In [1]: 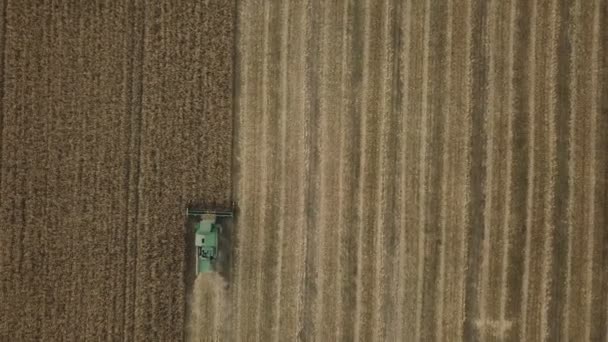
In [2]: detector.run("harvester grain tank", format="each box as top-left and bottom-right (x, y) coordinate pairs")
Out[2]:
(187, 208), (233, 274)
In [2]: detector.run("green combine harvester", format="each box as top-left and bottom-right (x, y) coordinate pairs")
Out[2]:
(187, 208), (233, 274)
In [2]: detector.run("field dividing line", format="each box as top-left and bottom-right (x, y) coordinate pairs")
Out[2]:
(271, 1), (289, 340)
(498, 0), (517, 339)
(252, 1), (271, 340)
(233, 0), (254, 338)
(353, 0), (371, 339)
(584, 0), (600, 339)
(435, 0), (453, 339)
(563, 0), (581, 339)
(540, 0), (559, 339)
(394, 0), (411, 339)
(520, 0), (538, 338)
(414, 0), (431, 339)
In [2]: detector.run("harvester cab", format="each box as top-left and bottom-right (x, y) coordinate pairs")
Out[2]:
(187, 208), (233, 274)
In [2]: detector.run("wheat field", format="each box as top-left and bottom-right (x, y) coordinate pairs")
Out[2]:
(0, 1), (233, 340)
(0, 0), (606, 341)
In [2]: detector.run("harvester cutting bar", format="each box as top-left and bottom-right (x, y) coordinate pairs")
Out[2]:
(187, 208), (233, 217)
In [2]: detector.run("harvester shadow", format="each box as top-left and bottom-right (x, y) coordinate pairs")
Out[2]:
(183, 216), (197, 332)
(213, 215), (234, 288)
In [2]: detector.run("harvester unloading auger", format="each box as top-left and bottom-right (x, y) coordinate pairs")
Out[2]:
(187, 207), (233, 274)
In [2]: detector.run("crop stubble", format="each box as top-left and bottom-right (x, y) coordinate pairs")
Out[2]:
(220, 0), (608, 341)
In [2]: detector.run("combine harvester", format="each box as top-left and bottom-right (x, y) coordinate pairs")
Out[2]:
(187, 207), (233, 274)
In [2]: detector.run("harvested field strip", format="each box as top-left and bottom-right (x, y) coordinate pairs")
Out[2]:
(221, 0), (608, 340)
